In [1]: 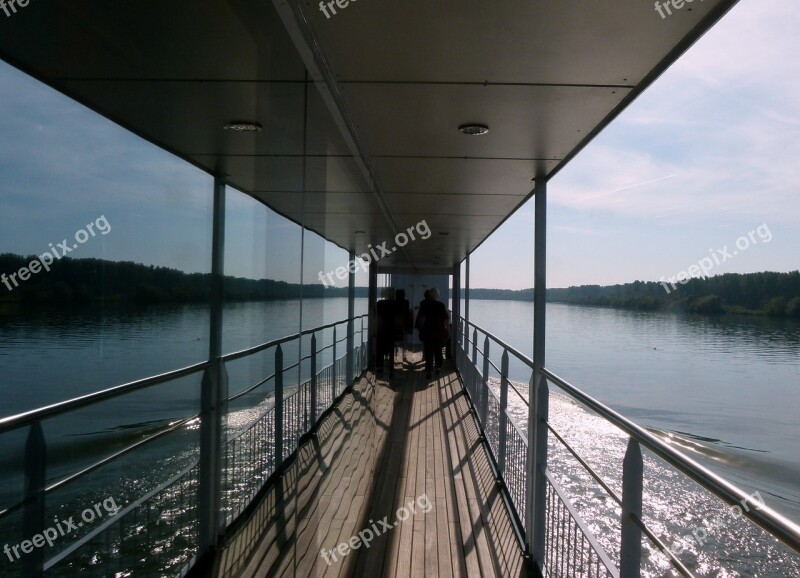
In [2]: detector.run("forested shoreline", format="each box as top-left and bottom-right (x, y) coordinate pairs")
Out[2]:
(2, 254), (798, 318)
(467, 271), (800, 318)
(0, 254), (367, 304)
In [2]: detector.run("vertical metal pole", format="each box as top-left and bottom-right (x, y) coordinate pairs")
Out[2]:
(498, 350), (509, 476)
(332, 326), (338, 398)
(621, 438), (643, 578)
(200, 176), (227, 551)
(22, 421), (45, 578)
(452, 264), (461, 360)
(275, 344), (284, 464)
(527, 179), (549, 567)
(310, 333), (318, 426)
(462, 320), (469, 379)
(471, 327), (478, 401)
(368, 260), (378, 370)
(347, 250), (356, 385)
(465, 254), (470, 328)
(481, 335), (490, 427)
(360, 316), (365, 371)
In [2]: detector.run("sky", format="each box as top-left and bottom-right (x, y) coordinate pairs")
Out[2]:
(0, 0), (797, 290)
(470, 0), (800, 289)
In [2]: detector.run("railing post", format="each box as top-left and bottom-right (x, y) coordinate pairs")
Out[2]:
(621, 438), (644, 578)
(310, 333), (318, 426)
(199, 176), (227, 551)
(347, 250), (355, 385)
(332, 326), (338, 398)
(462, 320), (469, 378)
(199, 361), (228, 546)
(452, 263), (461, 357)
(22, 421), (45, 578)
(275, 344), (284, 466)
(527, 179), (548, 568)
(471, 327), (478, 401)
(346, 318), (354, 387)
(368, 260), (378, 370)
(361, 317), (366, 371)
(528, 372), (549, 561)
(498, 350), (509, 476)
(465, 253), (470, 327)
(481, 335), (490, 426)
(455, 318), (461, 371)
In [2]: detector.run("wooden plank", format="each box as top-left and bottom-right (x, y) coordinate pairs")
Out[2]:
(452, 461), (483, 578)
(219, 357), (529, 578)
(438, 375), (469, 578)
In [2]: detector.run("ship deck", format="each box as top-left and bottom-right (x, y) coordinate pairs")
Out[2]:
(207, 352), (530, 577)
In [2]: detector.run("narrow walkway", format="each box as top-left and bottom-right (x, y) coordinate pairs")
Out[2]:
(209, 352), (529, 577)
(352, 355), (528, 577)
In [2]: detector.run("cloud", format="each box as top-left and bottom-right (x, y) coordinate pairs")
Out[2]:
(550, 0), (800, 225)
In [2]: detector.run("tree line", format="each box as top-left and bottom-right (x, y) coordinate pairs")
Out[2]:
(465, 271), (800, 317)
(0, 254), (367, 304)
(2, 253), (798, 318)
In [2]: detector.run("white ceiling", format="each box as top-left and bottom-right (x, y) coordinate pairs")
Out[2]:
(0, 0), (739, 272)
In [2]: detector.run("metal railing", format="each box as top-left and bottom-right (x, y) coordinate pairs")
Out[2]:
(454, 315), (800, 578)
(0, 314), (368, 578)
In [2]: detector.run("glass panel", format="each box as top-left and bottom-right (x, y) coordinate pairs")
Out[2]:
(0, 60), (212, 576)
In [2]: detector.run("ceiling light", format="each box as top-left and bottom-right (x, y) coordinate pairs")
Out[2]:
(223, 121), (262, 132)
(458, 124), (489, 136)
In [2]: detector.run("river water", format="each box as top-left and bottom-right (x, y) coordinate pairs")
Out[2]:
(0, 298), (797, 576)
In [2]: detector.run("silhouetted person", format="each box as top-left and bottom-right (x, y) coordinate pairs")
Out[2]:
(376, 287), (396, 374)
(415, 289), (431, 365)
(394, 289), (412, 362)
(417, 288), (448, 376)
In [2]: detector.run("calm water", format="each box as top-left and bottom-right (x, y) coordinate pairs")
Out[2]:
(469, 300), (800, 513)
(0, 298), (798, 575)
(468, 300), (800, 577)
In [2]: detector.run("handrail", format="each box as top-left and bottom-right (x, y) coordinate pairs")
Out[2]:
(0, 314), (368, 433)
(43, 459), (200, 571)
(0, 314), (366, 522)
(545, 468), (620, 578)
(457, 315), (800, 578)
(460, 317), (529, 406)
(540, 367), (800, 552)
(546, 422), (622, 507)
(461, 317), (535, 371)
(0, 312), (368, 576)
(222, 314), (366, 362)
(0, 361), (209, 434)
(459, 315), (800, 553)
(0, 415), (199, 520)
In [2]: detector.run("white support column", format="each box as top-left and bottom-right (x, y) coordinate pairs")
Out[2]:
(451, 263), (461, 357)
(199, 177), (228, 552)
(347, 249), (356, 385)
(526, 179), (549, 568)
(465, 254), (470, 328)
(368, 260), (378, 370)
(621, 438), (644, 577)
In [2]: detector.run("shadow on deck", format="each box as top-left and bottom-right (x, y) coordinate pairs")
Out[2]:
(200, 352), (531, 577)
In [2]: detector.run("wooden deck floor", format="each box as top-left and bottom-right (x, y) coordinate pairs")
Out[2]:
(208, 353), (530, 578)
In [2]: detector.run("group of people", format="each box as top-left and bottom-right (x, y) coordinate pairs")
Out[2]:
(376, 287), (450, 377)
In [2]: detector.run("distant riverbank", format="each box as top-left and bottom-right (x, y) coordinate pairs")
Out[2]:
(2, 253), (798, 319)
(0, 254), (368, 305)
(465, 271), (800, 319)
